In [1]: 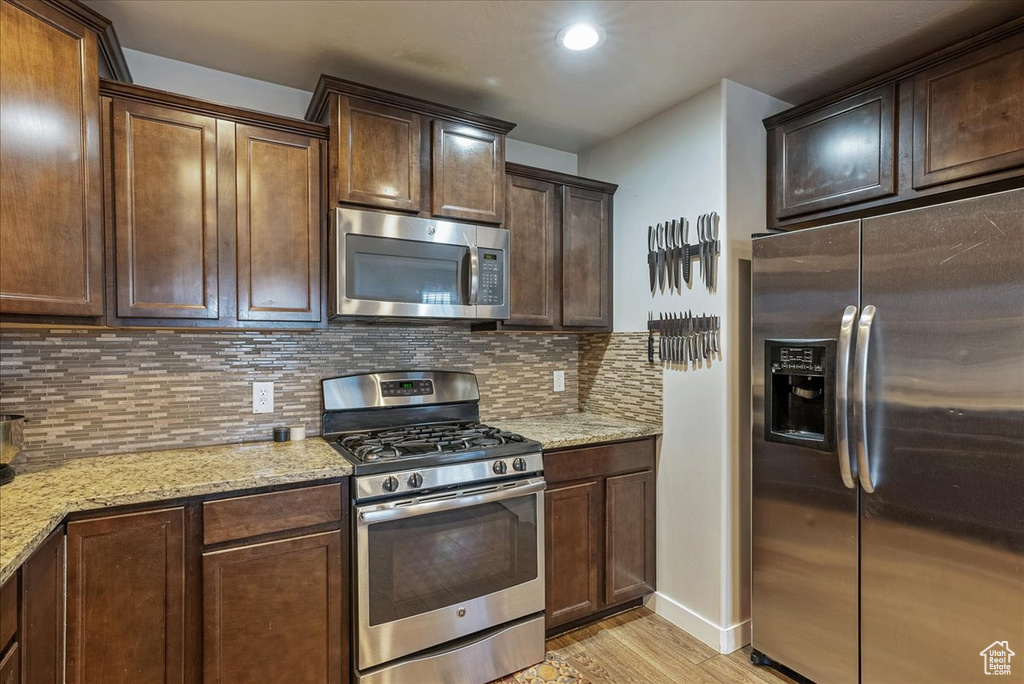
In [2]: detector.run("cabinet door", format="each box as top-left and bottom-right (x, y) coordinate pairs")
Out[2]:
(431, 120), (505, 223)
(0, 643), (19, 684)
(236, 125), (322, 323)
(562, 187), (610, 329)
(22, 527), (65, 684)
(0, 0), (104, 316)
(545, 480), (602, 628)
(333, 96), (421, 211)
(605, 470), (656, 606)
(770, 84), (896, 219)
(913, 31), (1024, 189)
(505, 174), (559, 327)
(113, 99), (220, 319)
(67, 508), (185, 684)
(203, 532), (343, 684)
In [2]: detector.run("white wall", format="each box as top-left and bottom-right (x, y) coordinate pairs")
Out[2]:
(505, 139), (577, 175)
(123, 49), (577, 173)
(578, 79), (787, 652)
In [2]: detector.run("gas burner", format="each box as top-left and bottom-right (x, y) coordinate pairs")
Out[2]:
(335, 420), (530, 463)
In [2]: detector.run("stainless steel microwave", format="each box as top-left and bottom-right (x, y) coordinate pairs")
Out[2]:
(330, 208), (510, 320)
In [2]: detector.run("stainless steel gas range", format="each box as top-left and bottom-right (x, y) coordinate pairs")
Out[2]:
(322, 370), (546, 684)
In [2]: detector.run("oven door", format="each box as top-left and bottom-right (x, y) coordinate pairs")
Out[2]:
(333, 208), (509, 319)
(355, 477), (545, 670)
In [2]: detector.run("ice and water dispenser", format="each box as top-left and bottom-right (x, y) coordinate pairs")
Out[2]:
(764, 340), (836, 452)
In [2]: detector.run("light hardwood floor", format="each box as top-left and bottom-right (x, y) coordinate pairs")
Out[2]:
(548, 608), (801, 684)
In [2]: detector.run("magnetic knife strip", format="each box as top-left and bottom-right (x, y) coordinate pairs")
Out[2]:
(647, 311), (721, 365)
(647, 212), (720, 294)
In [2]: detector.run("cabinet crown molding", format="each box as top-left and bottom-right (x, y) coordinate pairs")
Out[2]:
(306, 73), (516, 134)
(763, 15), (1024, 130)
(506, 163), (618, 195)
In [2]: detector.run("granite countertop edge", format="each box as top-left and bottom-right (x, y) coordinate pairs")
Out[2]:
(1, 439), (352, 585)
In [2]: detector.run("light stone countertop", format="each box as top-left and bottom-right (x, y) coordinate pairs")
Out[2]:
(495, 412), (661, 451)
(0, 439), (352, 585)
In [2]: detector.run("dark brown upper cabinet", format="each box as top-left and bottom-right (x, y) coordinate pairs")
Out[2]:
(495, 164), (616, 332)
(504, 174), (560, 327)
(113, 99), (221, 320)
(235, 124), (322, 323)
(102, 81), (327, 329)
(431, 120), (505, 223)
(331, 96), (422, 212)
(0, 0), (128, 322)
(765, 17), (1024, 230)
(912, 30), (1024, 189)
(771, 84), (896, 220)
(1, 1), (102, 318)
(562, 186), (611, 328)
(306, 75), (515, 224)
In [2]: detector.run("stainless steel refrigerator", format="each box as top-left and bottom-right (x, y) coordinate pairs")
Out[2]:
(751, 188), (1024, 684)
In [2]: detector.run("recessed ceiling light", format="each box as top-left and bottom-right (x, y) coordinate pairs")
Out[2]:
(556, 23), (605, 51)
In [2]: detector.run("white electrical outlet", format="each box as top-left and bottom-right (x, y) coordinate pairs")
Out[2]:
(553, 370), (565, 392)
(252, 381), (274, 414)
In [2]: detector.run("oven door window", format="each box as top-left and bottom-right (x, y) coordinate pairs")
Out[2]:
(346, 234), (469, 305)
(365, 495), (538, 626)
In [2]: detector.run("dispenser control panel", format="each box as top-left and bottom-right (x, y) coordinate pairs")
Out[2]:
(772, 346), (826, 374)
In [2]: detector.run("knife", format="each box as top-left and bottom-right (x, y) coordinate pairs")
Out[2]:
(647, 312), (654, 363)
(710, 212), (719, 291)
(656, 224), (666, 293)
(666, 220), (676, 293)
(658, 312), (665, 362)
(675, 218), (684, 293)
(697, 215), (705, 288)
(648, 226), (657, 295)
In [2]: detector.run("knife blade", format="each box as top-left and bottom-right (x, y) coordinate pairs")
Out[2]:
(675, 218), (684, 293)
(697, 215), (705, 288)
(710, 212), (719, 292)
(656, 224), (666, 293)
(648, 226), (657, 295)
(667, 219), (676, 292)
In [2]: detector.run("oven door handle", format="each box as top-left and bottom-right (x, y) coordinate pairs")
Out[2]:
(358, 478), (546, 525)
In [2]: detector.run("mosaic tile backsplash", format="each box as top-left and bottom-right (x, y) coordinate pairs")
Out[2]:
(0, 325), (580, 469)
(579, 333), (663, 424)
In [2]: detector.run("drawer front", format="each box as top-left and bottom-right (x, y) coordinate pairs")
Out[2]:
(203, 483), (343, 545)
(545, 438), (656, 484)
(913, 31), (1024, 189)
(0, 574), (15, 654)
(772, 84), (896, 220)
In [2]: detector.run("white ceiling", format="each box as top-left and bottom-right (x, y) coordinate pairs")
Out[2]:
(86, 0), (1023, 152)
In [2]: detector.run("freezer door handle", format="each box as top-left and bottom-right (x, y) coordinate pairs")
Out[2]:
(853, 305), (876, 493)
(836, 305), (859, 489)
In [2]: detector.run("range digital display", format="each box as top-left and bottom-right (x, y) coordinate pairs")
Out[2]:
(483, 253), (497, 260)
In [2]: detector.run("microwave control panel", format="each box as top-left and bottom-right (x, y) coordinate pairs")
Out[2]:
(477, 249), (504, 306)
(380, 379), (434, 398)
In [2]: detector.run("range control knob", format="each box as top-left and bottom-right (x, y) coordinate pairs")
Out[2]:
(492, 460), (508, 475)
(408, 473), (424, 488)
(382, 476), (399, 493)
(512, 457), (527, 472)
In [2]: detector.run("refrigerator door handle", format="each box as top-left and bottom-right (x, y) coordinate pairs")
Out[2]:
(836, 305), (858, 489)
(853, 305), (877, 493)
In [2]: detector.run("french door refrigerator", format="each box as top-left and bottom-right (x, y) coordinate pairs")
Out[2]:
(751, 188), (1024, 684)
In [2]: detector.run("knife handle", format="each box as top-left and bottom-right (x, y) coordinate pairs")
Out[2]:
(647, 331), (654, 364)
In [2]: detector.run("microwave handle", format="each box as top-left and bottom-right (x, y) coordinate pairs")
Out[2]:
(358, 478), (545, 525)
(468, 244), (480, 305)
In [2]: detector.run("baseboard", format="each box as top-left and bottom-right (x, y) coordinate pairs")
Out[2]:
(645, 592), (751, 654)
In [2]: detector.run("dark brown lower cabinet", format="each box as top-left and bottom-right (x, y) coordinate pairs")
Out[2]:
(544, 437), (657, 633)
(545, 480), (602, 627)
(202, 531), (343, 684)
(66, 507), (186, 684)
(21, 528), (65, 684)
(0, 642), (19, 684)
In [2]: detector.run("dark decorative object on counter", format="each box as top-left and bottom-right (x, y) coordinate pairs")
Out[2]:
(272, 427), (291, 442)
(0, 414), (27, 485)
